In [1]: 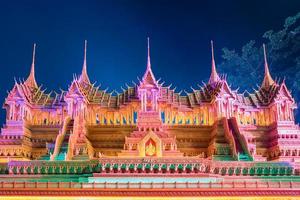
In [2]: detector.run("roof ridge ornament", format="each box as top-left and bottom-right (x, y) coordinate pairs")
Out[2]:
(261, 44), (275, 89)
(24, 43), (38, 88)
(208, 40), (220, 85)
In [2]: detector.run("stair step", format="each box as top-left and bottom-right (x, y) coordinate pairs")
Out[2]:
(55, 153), (66, 161)
(72, 155), (89, 160)
(212, 155), (235, 161)
(238, 154), (251, 161)
(39, 155), (50, 160)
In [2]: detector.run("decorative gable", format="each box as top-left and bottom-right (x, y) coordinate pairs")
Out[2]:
(274, 82), (295, 104)
(5, 83), (25, 104)
(65, 81), (85, 100)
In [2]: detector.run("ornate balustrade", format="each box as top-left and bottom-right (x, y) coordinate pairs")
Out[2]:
(4, 158), (296, 177)
(0, 180), (299, 190)
(7, 160), (97, 175)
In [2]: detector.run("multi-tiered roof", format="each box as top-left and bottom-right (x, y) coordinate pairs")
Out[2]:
(4, 40), (295, 111)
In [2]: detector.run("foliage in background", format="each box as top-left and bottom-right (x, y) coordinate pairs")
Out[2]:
(219, 12), (300, 122)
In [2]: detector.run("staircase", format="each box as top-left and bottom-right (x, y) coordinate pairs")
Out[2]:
(65, 115), (94, 161)
(70, 136), (94, 161)
(38, 143), (54, 160)
(209, 118), (235, 161)
(228, 118), (253, 161)
(50, 116), (74, 161)
(55, 129), (71, 161)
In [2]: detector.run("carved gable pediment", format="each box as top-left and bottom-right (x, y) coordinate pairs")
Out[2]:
(215, 81), (235, 100)
(274, 83), (294, 103)
(65, 81), (85, 99)
(5, 83), (25, 103)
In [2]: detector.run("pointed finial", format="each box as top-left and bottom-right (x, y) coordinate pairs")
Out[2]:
(24, 43), (38, 88)
(147, 37), (151, 69)
(79, 40), (90, 84)
(261, 44), (274, 89)
(84, 40), (87, 67)
(32, 43), (36, 67)
(30, 43), (36, 78)
(211, 40), (215, 63)
(208, 40), (220, 84)
(263, 44), (268, 73)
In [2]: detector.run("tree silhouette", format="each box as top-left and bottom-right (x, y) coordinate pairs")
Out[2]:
(219, 12), (300, 122)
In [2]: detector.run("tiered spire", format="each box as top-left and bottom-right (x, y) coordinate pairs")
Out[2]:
(79, 40), (90, 84)
(208, 40), (220, 84)
(261, 44), (275, 89)
(24, 43), (38, 88)
(141, 37), (157, 86)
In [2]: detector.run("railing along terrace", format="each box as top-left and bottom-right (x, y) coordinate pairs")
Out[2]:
(5, 158), (297, 176)
(0, 180), (299, 190)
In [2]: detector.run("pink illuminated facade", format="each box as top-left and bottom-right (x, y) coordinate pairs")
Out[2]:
(0, 39), (300, 198)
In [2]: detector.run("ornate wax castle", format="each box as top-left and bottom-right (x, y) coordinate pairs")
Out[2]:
(0, 39), (300, 197)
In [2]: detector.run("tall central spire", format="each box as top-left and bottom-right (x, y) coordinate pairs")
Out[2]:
(140, 37), (157, 87)
(261, 44), (274, 89)
(24, 43), (38, 88)
(208, 40), (220, 84)
(79, 40), (90, 84)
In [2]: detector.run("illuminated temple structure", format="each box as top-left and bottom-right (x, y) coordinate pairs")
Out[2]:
(0, 39), (300, 198)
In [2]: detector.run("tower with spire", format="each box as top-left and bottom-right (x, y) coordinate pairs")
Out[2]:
(79, 40), (90, 84)
(138, 37), (159, 112)
(24, 43), (38, 88)
(139, 37), (158, 88)
(261, 44), (275, 89)
(208, 40), (220, 85)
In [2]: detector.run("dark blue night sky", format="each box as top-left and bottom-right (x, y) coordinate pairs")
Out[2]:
(0, 0), (299, 124)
